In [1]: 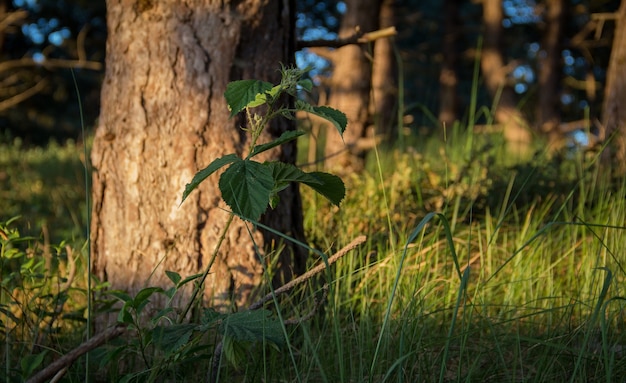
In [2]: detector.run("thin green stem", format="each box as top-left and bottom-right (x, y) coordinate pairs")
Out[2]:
(178, 213), (235, 323)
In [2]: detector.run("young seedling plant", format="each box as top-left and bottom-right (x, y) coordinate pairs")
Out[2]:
(27, 66), (351, 383)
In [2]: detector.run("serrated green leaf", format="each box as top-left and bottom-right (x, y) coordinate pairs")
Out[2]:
(248, 130), (305, 159)
(264, 163), (343, 206)
(295, 100), (347, 137)
(152, 324), (196, 356)
(165, 270), (181, 286)
(202, 308), (224, 326)
(224, 80), (273, 117)
(265, 162), (323, 185)
(219, 310), (284, 345)
(219, 159), (274, 220)
(181, 154), (239, 204)
(301, 172), (345, 206)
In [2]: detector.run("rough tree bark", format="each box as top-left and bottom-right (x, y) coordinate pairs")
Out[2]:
(324, 0), (380, 173)
(537, 0), (565, 148)
(481, 0), (532, 152)
(602, 0), (626, 175)
(91, 0), (304, 322)
(439, 0), (461, 127)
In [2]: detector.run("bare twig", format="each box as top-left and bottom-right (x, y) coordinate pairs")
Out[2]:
(26, 324), (128, 383)
(0, 57), (102, 74)
(0, 78), (48, 112)
(297, 26), (396, 49)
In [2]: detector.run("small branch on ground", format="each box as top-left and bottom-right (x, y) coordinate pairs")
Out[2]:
(26, 324), (128, 383)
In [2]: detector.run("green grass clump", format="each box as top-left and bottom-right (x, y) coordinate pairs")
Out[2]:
(2, 126), (626, 382)
(294, 127), (626, 382)
(0, 138), (89, 245)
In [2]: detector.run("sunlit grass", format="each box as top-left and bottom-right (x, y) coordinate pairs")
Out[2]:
(2, 127), (626, 381)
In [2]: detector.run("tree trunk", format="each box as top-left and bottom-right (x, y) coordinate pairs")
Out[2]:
(537, 0), (565, 148)
(439, 0), (461, 127)
(481, 0), (532, 153)
(324, 0), (380, 173)
(602, 0), (626, 175)
(91, 0), (303, 322)
(370, 0), (397, 139)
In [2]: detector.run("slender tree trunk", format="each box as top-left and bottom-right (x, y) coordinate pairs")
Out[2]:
(439, 0), (461, 128)
(91, 0), (303, 323)
(602, 0), (626, 175)
(537, 0), (565, 148)
(370, 0), (397, 139)
(481, 0), (532, 153)
(324, 0), (380, 173)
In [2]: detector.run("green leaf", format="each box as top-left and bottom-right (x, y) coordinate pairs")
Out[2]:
(165, 271), (181, 286)
(297, 78), (313, 92)
(117, 303), (134, 325)
(132, 287), (163, 310)
(178, 272), (204, 288)
(108, 290), (132, 303)
(222, 335), (248, 369)
(224, 80), (273, 117)
(247, 130), (305, 159)
(301, 172), (345, 207)
(265, 163), (344, 207)
(21, 351), (46, 378)
(181, 154), (239, 204)
(219, 159), (274, 220)
(219, 310), (284, 345)
(295, 100), (347, 137)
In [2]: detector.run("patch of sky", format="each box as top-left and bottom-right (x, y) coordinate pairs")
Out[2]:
(527, 42), (540, 58)
(13, 0), (39, 11)
(49, 28), (70, 46)
(336, 1), (346, 14)
(561, 93), (574, 105)
(32, 52), (44, 63)
(503, 0), (540, 26)
(512, 64), (534, 94)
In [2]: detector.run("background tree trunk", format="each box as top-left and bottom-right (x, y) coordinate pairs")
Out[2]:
(481, 0), (532, 153)
(91, 0), (303, 322)
(602, 0), (626, 175)
(439, 0), (460, 128)
(370, 0), (397, 140)
(537, 0), (565, 148)
(324, 0), (380, 173)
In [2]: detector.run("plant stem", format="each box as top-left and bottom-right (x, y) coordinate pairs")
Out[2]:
(178, 213), (235, 323)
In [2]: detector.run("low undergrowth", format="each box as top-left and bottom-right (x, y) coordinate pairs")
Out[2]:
(2, 122), (626, 381)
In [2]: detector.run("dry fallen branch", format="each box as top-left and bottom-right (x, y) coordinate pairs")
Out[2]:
(26, 324), (128, 383)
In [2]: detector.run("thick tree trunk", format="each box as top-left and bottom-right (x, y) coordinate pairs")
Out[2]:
(537, 0), (565, 148)
(602, 0), (626, 175)
(324, 0), (380, 173)
(481, 0), (532, 153)
(91, 0), (303, 322)
(370, 0), (397, 139)
(439, 0), (461, 127)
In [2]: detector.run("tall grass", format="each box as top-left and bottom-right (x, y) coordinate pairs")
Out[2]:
(2, 122), (625, 381)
